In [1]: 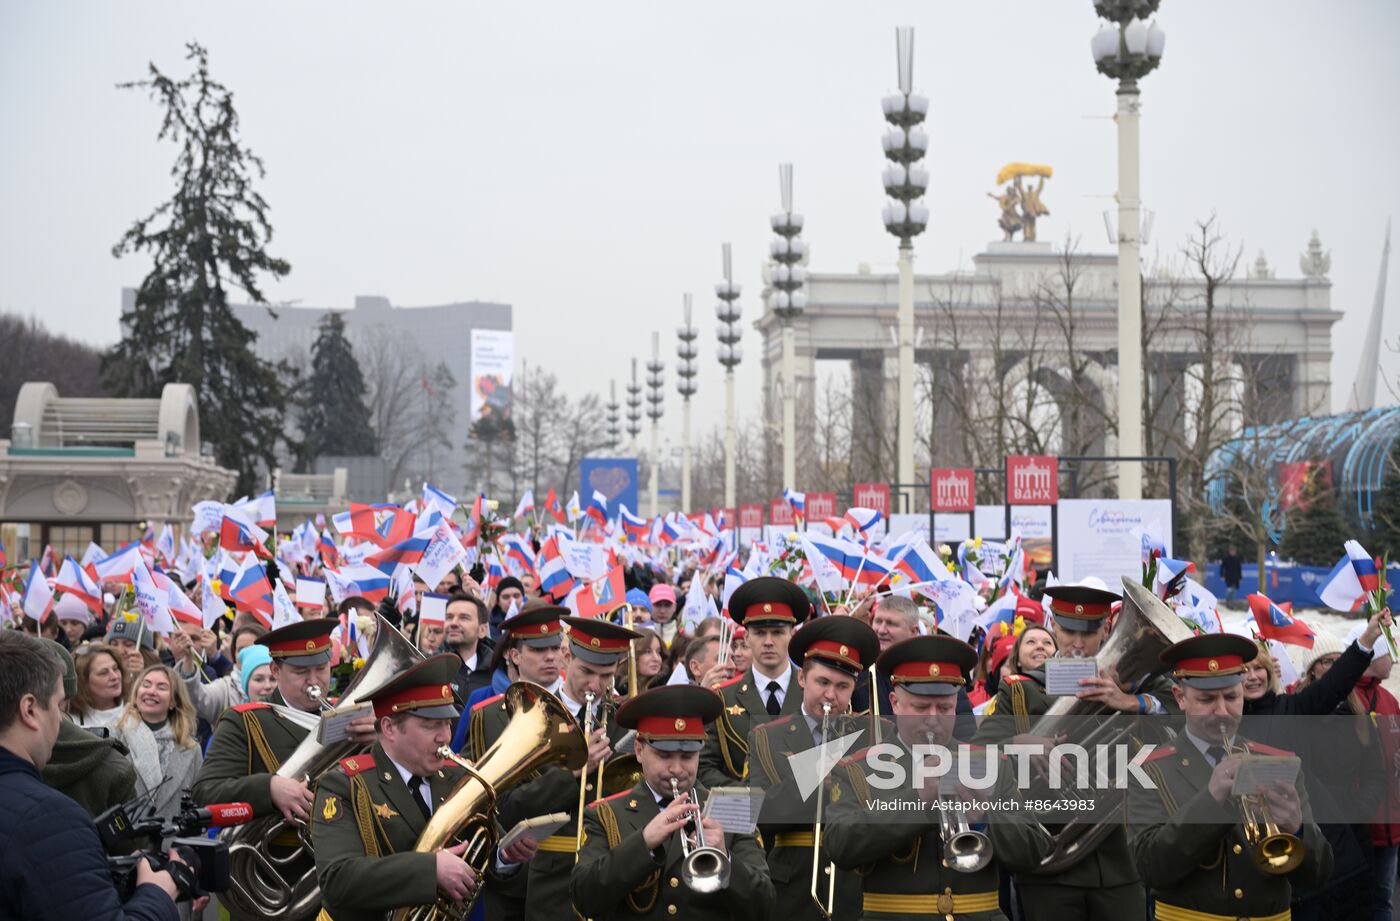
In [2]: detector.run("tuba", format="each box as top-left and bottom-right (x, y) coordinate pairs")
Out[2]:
(221, 615), (424, 921)
(1024, 578), (1193, 873)
(389, 680), (588, 921)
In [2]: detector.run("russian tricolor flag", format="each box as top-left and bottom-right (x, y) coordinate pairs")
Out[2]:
(365, 530), (434, 577)
(1318, 539), (1384, 611)
(893, 540), (953, 586)
(586, 490), (609, 528)
(55, 556), (103, 614)
(228, 558), (274, 627)
(783, 488), (806, 522)
(537, 534), (577, 602)
(89, 542), (143, 585)
(803, 534), (893, 586)
(843, 507), (882, 535)
(219, 510), (271, 559)
(1248, 593), (1315, 649)
(619, 504), (649, 542)
(332, 503), (417, 549)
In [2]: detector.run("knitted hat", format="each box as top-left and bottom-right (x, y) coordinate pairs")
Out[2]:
(240, 644), (274, 697)
(1291, 628), (1348, 676)
(41, 638), (77, 700)
(1344, 621), (1390, 662)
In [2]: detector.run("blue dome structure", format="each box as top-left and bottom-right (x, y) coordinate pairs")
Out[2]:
(1206, 407), (1400, 544)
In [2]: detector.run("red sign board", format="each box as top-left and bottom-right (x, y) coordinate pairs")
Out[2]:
(738, 503), (764, 529)
(769, 499), (794, 526)
(852, 482), (890, 515)
(807, 492), (837, 520)
(1006, 455), (1058, 505)
(930, 468), (976, 512)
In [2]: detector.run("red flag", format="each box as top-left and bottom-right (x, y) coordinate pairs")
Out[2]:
(543, 488), (566, 525)
(1248, 594), (1315, 649)
(576, 565), (626, 619)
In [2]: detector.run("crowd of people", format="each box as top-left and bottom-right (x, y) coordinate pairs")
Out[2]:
(3, 504), (1400, 921)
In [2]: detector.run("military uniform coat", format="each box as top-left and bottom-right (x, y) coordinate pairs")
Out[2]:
(749, 711), (872, 921)
(823, 740), (1006, 921)
(973, 668), (1177, 917)
(193, 690), (313, 818)
(1128, 738), (1334, 919)
(311, 742), (474, 921)
(700, 665), (802, 789)
(572, 779), (775, 921)
(467, 688), (633, 921)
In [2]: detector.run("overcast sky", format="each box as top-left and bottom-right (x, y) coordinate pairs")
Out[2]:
(1, 1), (1396, 445)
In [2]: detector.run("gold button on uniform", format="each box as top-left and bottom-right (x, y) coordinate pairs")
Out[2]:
(669, 878), (679, 888)
(1232, 844), (1243, 855)
(667, 904), (677, 915)
(1233, 888), (1243, 899)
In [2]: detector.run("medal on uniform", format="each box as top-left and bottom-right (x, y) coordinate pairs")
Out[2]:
(374, 802), (400, 820)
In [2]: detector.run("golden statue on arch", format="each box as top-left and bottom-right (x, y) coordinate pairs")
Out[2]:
(988, 162), (1052, 242)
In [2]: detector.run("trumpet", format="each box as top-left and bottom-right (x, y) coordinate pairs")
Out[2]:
(305, 684), (335, 712)
(926, 731), (993, 873)
(670, 778), (730, 893)
(811, 702), (837, 918)
(1219, 722), (1305, 875)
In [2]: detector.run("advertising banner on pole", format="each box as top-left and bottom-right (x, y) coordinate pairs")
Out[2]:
(930, 468), (976, 512)
(1006, 455), (1058, 505)
(769, 499), (794, 526)
(1056, 498), (1173, 586)
(853, 482), (890, 516)
(469, 329), (514, 424)
(738, 504), (764, 529)
(806, 492), (837, 521)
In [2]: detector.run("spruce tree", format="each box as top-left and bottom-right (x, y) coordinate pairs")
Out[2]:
(299, 312), (376, 466)
(1278, 471), (1351, 565)
(104, 43), (292, 494)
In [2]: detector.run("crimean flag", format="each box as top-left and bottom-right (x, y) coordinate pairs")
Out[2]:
(576, 564), (626, 619)
(1248, 593), (1315, 649)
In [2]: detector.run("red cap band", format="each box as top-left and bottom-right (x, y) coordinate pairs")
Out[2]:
(806, 639), (865, 670)
(264, 636), (331, 659)
(1049, 598), (1113, 619)
(567, 630), (632, 655)
(636, 714), (705, 741)
(1173, 654), (1246, 678)
(742, 601), (794, 623)
(891, 660), (966, 685)
(372, 682), (456, 720)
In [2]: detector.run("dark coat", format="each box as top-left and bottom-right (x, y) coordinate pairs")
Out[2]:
(0, 746), (178, 920)
(41, 717), (137, 819)
(1243, 639), (1373, 720)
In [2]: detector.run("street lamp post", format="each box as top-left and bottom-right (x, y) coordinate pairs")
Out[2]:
(645, 333), (665, 516)
(881, 25), (930, 514)
(768, 163), (807, 493)
(716, 242), (743, 509)
(676, 295), (699, 513)
(605, 380), (621, 452)
(1091, 0), (1165, 501)
(625, 359), (643, 452)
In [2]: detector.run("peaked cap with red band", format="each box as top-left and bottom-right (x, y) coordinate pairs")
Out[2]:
(788, 615), (879, 678)
(728, 576), (811, 628)
(1160, 633), (1258, 690)
(877, 635), (978, 697)
(500, 601), (567, 649)
(367, 653), (462, 721)
(562, 616), (642, 666)
(616, 684), (722, 753)
(1042, 584), (1121, 633)
(257, 617), (337, 667)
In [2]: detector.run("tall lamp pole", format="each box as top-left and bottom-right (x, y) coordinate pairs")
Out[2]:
(645, 334), (665, 516)
(768, 163), (807, 493)
(605, 380), (621, 452)
(625, 359), (643, 452)
(881, 25), (930, 514)
(1091, 0), (1165, 500)
(676, 295), (699, 513)
(716, 243), (743, 509)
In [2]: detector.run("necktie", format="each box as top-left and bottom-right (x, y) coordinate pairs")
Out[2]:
(765, 681), (781, 716)
(576, 703), (588, 727)
(1206, 745), (1227, 767)
(409, 776), (432, 820)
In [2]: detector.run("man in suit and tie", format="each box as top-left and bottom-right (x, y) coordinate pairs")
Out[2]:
(700, 577), (810, 787)
(311, 653), (537, 921)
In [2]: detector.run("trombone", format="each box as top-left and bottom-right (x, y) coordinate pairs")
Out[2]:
(573, 691), (597, 857)
(1219, 722), (1305, 875)
(669, 778), (731, 893)
(810, 703), (837, 918)
(926, 731), (993, 873)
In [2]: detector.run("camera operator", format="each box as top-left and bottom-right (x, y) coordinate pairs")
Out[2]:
(0, 630), (181, 920)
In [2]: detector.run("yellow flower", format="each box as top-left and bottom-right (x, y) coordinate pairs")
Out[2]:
(787, 532), (799, 542)
(352, 657), (366, 670)
(971, 537), (983, 550)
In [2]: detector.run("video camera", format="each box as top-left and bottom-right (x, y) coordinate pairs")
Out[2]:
(96, 793), (252, 902)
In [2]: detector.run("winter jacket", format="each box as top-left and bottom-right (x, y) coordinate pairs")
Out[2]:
(1353, 675), (1400, 847)
(1243, 638), (1374, 720)
(42, 716), (138, 819)
(177, 666), (244, 725)
(113, 720), (203, 823)
(0, 745), (177, 920)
